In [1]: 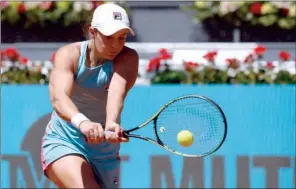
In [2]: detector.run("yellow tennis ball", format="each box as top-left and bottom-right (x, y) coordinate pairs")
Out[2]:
(177, 130), (194, 147)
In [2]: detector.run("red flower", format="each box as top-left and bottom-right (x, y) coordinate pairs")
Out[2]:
(203, 51), (217, 62)
(244, 54), (254, 64)
(5, 48), (20, 62)
(280, 8), (289, 17)
(18, 3), (25, 14)
(19, 57), (29, 65)
(146, 57), (161, 72)
(254, 45), (267, 56)
(279, 51), (290, 61)
(146, 48), (172, 72)
(266, 61), (274, 70)
(184, 61), (199, 72)
(226, 58), (239, 69)
(250, 2), (262, 15)
(159, 48), (172, 60)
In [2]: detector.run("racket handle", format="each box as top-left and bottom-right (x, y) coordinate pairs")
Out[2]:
(84, 131), (128, 142)
(104, 130), (129, 138)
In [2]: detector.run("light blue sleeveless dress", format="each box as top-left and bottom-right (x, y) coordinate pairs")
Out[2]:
(41, 40), (120, 188)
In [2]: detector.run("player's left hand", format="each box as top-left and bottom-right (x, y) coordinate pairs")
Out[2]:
(105, 121), (129, 143)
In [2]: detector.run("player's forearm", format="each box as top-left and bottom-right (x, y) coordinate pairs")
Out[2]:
(106, 88), (126, 124)
(52, 93), (80, 123)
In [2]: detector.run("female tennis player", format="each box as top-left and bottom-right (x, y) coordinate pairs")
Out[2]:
(41, 3), (138, 188)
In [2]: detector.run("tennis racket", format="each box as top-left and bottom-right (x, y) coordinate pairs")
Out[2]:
(112, 95), (227, 158)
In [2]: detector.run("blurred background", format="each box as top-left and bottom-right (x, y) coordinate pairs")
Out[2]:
(1, 1), (295, 188)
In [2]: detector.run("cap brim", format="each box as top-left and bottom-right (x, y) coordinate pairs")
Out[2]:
(94, 23), (135, 36)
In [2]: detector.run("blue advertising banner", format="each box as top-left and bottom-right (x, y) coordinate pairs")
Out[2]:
(1, 85), (295, 188)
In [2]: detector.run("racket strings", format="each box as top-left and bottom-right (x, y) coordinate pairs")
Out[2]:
(155, 97), (226, 156)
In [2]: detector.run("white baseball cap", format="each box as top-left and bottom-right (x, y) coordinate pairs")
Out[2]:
(91, 3), (135, 36)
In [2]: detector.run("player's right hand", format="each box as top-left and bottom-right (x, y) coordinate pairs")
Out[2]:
(79, 121), (104, 144)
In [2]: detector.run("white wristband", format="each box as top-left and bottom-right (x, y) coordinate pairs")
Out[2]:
(71, 113), (89, 129)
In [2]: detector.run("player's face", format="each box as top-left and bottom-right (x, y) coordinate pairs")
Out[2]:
(92, 28), (128, 60)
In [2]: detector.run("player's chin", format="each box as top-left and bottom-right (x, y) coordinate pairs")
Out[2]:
(105, 53), (118, 60)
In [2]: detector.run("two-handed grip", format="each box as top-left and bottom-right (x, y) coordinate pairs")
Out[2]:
(104, 130), (129, 139)
(83, 130), (130, 142)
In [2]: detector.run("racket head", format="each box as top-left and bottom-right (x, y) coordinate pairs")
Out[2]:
(152, 95), (227, 157)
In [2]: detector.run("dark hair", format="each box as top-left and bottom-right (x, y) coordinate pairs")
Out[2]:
(82, 22), (91, 39)
(82, 14), (93, 39)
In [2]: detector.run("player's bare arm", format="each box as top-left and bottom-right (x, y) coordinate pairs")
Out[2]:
(49, 43), (80, 122)
(49, 43), (104, 144)
(105, 47), (139, 142)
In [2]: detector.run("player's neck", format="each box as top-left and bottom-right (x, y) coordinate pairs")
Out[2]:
(87, 42), (105, 67)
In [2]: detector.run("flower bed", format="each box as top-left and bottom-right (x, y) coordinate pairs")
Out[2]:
(0, 1), (130, 42)
(1, 48), (52, 84)
(1, 45), (295, 84)
(182, 1), (296, 42)
(145, 46), (296, 84)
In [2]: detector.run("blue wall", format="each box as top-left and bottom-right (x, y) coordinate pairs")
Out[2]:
(1, 85), (295, 188)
